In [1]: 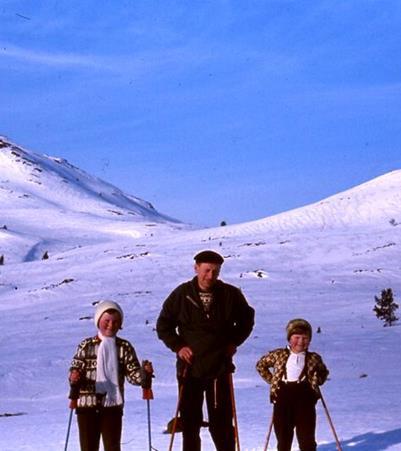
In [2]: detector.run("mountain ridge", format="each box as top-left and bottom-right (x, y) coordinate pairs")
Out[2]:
(0, 136), (177, 222)
(2, 136), (401, 245)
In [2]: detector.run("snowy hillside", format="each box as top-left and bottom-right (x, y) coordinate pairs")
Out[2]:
(0, 140), (400, 450)
(0, 137), (184, 263)
(207, 170), (401, 237)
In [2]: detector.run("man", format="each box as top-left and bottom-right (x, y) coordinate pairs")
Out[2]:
(157, 250), (255, 451)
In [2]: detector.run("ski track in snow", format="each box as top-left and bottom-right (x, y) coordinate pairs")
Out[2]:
(1, 137), (401, 450)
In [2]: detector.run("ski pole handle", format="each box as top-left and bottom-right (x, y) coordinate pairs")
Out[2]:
(142, 388), (154, 400)
(141, 360), (154, 400)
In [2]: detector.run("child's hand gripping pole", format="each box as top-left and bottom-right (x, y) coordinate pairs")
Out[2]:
(141, 360), (154, 400)
(68, 383), (80, 409)
(68, 370), (81, 409)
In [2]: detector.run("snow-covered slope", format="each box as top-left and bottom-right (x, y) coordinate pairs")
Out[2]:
(0, 136), (171, 218)
(0, 140), (400, 450)
(0, 137), (185, 263)
(204, 170), (401, 238)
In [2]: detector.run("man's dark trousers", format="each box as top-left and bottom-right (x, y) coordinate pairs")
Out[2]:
(180, 373), (235, 451)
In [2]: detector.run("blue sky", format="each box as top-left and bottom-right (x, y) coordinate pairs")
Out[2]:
(1, 1), (401, 226)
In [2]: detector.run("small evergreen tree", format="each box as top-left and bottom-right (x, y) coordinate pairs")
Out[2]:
(373, 288), (399, 326)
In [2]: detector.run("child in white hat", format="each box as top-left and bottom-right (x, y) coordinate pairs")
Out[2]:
(256, 319), (329, 451)
(68, 300), (152, 451)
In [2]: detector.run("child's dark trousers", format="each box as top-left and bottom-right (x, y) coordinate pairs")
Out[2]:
(273, 380), (318, 451)
(76, 406), (123, 451)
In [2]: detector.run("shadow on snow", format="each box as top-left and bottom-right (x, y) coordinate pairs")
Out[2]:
(319, 428), (401, 450)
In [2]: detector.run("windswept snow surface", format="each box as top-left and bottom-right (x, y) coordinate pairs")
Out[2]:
(1, 139), (401, 450)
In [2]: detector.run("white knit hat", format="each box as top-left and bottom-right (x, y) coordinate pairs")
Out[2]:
(94, 300), (124, 328)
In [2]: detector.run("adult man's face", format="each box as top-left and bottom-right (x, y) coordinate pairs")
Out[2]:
(195, 262), (221, 291)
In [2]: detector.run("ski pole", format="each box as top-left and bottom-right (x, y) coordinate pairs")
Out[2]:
(64, 408), (74, 451)
(228, 372), (241, 451)
(64, 383), (80, 451)
(141, 360), (155, 451)
(168, 365), (188, 451)
(318, 388), (342, 451)
(146, 399), (153, 450)
(263, 414), (273, 451)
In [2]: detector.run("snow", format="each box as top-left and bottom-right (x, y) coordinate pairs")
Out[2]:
(1, 137), (400, 450)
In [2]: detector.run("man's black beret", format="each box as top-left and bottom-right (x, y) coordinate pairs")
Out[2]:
(194, 250), (224, 265)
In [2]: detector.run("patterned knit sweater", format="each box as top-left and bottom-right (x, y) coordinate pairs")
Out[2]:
(70, 335), (142, 409)
(256, 347), (329, 402)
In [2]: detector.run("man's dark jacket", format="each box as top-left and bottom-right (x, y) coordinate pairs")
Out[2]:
(156, 277), (255, 379)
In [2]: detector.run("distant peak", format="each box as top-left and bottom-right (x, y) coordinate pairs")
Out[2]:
(0, 136), (181, 226)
